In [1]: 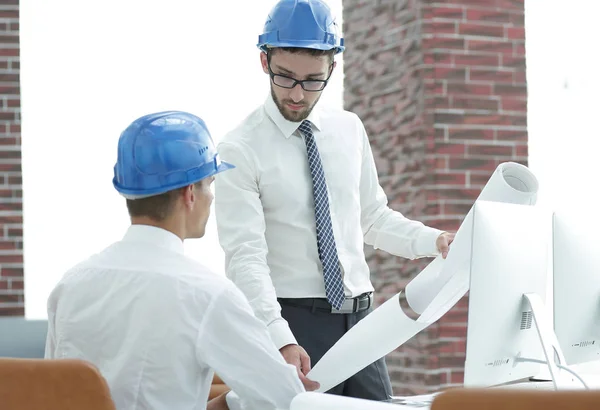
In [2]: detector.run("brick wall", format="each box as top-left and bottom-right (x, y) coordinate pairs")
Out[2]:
(0, 0), (23, 317)
(343, 0), (527, 394)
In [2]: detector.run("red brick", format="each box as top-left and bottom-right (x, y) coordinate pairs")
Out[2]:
(0, 137), (17, 146)
(448, 128), (495, 141)
(467, 143), (513, 157)
(0, 86), (19, 94)
(6, 98), (20, 108)
(497, 130), (527, 141)
(435, 143), (467, 155)
(451, 371), (465, 384)
(0, 48), (19, 57)
(513, 70), (526, 84)
(0, 294), (21, 303)
(439, 324), (468, 338)
(423, 21), (457, 35)
(516, 144), (528, 157)
(447, 82), (492, 96)
(424, 37), (466, 51)
(501, 54), (526, 69)
(9, 279), (23, 290)
(430, 187), (481, 201)
(0, 73), (19, 83)
(443, 202), (474, 216)
(465, 9), (512, 23)
(449, 157), (499, 172)
(0, 11), (18, 19)
(470, 172), (496, 186)
(452, 96), (499, 111)
(437, 112), (518, 126)
(439, 355), (467, 368)
(8, 227), (22, 237)
(459, 23), (504, 38)
(424, 218), (462, 233)
(467, 39), (513, 54)
(506, 26), (525, 40)
(493, 83), (527, 97)
(0, 279), (7, 290)
(501, 98), (527, 112)
(437, 339), (467, 355)
(427, 96), (452, 110)
(0, 265), (23, 275)
(469, 68), (513, 83)
(514, 41), (526, 55)
(434, 66), (467, 81)
(436, 173), (467, 186)
(453, 53), (500, 67)
(0, 307), (24, 316)
(508, 11), (525, 26)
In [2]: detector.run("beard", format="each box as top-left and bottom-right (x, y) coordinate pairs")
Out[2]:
(271, 85), (321, 123)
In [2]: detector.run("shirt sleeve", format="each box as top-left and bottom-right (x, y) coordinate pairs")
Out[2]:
(357, 117), (444, 259)
(196, 283), (305, 410)
(214, 141), (297, 349)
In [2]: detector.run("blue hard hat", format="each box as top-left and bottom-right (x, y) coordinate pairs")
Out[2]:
(113, 111), (234, 199)
(257, 0), (344, 54)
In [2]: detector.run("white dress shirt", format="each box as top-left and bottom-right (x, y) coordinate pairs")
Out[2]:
(215, 95), (443, 350)
(45, 225), (304, 410)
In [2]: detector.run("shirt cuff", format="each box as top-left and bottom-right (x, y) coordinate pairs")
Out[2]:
(414, 227), (445, 258)
(268, 318), (298, 350)
(225, 391), (242, 410)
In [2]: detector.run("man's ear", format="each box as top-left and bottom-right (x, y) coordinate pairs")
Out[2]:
(260, 52), (269, 74)
(182, 184), (195, 209)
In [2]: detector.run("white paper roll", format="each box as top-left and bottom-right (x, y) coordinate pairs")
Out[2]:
(306, 162), (539, 392)
(408, 161), (539, 323)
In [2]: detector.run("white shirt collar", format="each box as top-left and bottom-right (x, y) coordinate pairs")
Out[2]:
(121, 224), (184, 255)
(264, 93), (322, 139)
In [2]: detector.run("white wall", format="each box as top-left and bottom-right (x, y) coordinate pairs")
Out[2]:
(20, 0), (344, 319)
(526, 0), (600, 211)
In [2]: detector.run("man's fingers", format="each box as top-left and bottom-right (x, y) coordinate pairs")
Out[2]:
(299, 350), (312, 375)
(298, 372), (320, 391)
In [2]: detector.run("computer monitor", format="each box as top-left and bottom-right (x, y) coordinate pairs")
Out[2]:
(463, 201), (568, 388)
(553, 210), (600, 365)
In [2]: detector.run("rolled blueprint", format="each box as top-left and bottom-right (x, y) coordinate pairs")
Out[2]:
(307, 162), (539, 392)
(307, 292), (428, 392)
(407, 161), (539, 322)
(290, 392), (403, 410)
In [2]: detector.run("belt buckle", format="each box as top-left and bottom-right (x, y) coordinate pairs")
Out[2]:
(331, 298), (354, 314)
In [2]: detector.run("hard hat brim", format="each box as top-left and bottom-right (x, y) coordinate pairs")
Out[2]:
(114, 160), (235, 200)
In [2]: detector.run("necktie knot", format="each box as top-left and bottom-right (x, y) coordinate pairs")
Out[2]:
(298, 120), (313, 136)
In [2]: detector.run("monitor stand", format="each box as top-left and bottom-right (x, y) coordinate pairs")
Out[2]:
(521, 293), (582, 389)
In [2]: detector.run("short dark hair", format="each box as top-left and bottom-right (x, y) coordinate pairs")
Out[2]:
(125, 182), (202, 222)
(266, 47), (335, 64)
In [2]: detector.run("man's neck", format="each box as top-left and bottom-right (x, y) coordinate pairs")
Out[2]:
(130, 216), (185, 241)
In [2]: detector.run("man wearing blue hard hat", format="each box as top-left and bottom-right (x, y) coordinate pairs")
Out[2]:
(45, 111), (312, 410)
(215, 0), (455, 401)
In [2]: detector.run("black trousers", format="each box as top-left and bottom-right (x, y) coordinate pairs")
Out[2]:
(279, 298), (393, 400)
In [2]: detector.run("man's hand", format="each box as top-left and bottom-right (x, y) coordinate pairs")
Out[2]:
(436, 232), (455, 259)
(280, 344), (320, 391)
(207, 392), (229, 410)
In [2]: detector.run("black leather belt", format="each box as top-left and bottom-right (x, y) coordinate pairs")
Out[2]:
(278, 292), (373, 314)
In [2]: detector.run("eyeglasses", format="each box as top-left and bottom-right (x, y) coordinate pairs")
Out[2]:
(268, 62), (333, 92)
